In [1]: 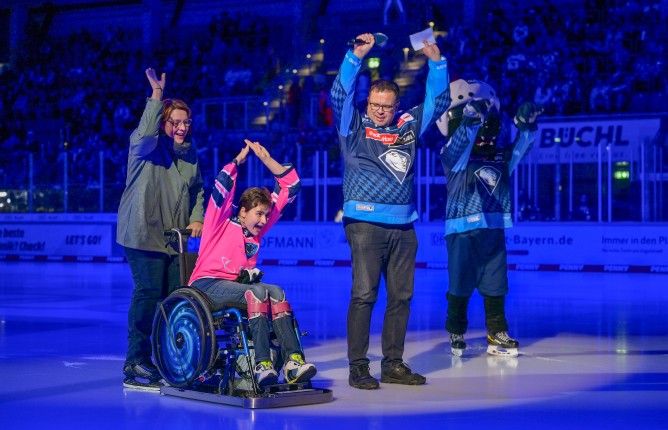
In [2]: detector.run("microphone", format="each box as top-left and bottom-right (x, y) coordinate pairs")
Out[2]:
(347, 33), (388, 48)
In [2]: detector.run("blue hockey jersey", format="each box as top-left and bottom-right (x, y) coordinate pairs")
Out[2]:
(330, 50), (451, 224)
(439, 122), (537, 236)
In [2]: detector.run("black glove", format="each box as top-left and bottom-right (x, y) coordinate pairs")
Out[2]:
(514, 102), (544, 131)
(235, 268), (264, 284)
(461, 99), (489, 126)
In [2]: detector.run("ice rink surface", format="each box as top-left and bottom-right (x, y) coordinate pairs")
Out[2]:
(1, 262), (666, 429)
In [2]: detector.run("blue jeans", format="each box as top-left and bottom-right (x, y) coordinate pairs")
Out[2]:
(124, 246), (181, 367)
(191, 278), (302, 364)
(344, 219), (418, 370)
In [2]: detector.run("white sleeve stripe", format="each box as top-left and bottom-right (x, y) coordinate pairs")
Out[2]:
(214, 181), (228, 196)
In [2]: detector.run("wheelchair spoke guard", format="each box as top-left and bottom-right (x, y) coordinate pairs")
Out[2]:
(152, 288), (217, 388)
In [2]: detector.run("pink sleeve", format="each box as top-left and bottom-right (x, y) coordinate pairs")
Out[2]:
(260, 167), (300, 237)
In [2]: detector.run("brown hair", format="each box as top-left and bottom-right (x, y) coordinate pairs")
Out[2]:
(160, 98), (192, 127)
(369, 79), (400, 100)
(239, 187), (272, 213)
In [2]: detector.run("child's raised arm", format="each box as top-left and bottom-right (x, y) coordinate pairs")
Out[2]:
(244, 139), (287, 175)
(234, 141), (251, 165)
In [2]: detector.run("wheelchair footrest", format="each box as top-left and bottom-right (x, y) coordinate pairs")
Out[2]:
(160, 384), (333, 409)
(265, 382), (312, 393)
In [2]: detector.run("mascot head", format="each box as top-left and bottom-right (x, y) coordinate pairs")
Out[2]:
(436, 79), (501, 148)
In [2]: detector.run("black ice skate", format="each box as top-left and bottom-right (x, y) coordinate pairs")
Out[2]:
(486, 331), (519, 357)
(122, 362), (163, 392)
(449, 333), (466, 357)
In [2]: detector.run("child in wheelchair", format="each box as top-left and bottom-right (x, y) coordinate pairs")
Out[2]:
(188, 139), (316, 388)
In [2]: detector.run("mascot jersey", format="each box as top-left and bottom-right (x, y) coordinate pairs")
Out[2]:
(330, 50), (451, 224)
(440, 124), (537, 236)
(188, 161), (300, 283)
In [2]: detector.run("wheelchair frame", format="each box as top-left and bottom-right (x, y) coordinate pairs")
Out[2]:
(152, 229), (333, 408)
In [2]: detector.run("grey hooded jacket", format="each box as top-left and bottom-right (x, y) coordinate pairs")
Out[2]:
(116, 98), (204, 255)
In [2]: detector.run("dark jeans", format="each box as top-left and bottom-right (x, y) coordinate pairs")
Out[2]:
(344, 219), (418, 370)
(191, 278), (302, 363)
(124, 247), (181, 367)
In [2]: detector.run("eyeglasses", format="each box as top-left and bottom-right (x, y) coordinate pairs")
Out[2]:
(166, 119), (193, 128)
(368, 102), (397, 112)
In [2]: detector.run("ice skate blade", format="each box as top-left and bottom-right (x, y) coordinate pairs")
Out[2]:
(450, 347), (463, 357)
(123, 378), (162, 393)
(487, 345), (518, 357)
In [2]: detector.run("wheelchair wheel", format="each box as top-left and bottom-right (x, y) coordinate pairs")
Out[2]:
(152, 288), (217, 388)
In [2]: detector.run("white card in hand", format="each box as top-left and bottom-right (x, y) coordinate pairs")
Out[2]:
(409, 27), (436, 51)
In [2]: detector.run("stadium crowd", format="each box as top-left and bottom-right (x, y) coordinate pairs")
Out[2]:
(0, 0), (664, 214)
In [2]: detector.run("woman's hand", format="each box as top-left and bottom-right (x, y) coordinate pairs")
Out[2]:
(186, 221), (203, 238)
(145, 68), (166, 98)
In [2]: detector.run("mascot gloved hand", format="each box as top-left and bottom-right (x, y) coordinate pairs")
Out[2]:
(236, 268), (264, 284)
(462, 99), (489, 124)
(514, 102), (544, 131)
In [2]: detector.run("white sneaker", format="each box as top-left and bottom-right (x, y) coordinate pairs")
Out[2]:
(283, 353), (317, 384)
(254, 360), (278, 388)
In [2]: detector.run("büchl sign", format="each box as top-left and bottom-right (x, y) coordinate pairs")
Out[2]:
(532, 117), (660, 164)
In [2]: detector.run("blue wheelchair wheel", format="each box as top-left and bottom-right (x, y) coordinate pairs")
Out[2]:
(152, 288), (217, 388)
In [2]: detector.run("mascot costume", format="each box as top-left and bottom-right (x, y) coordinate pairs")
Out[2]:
(437, 79), (543, 357)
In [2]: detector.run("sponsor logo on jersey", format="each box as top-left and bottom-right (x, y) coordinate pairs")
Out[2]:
(366, 127), (399, 145)
(397, 112), (415, 128)
(474, 166), (502, 195)
(396, 130), (416, 146)
(378, 149), (411, 183)
(346, 52), (360, 66)
(470, 151), (505, 163)
(356, 203), (375, 212)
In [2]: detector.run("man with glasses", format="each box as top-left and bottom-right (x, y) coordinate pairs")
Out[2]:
(330, 32), (451, 389)
(117, 68), (205, 391)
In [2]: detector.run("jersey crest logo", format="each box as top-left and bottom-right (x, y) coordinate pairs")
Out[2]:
(474, 166), (501, 195)
(397, 112), (415, 128)
(245, 242), (259, 259)
(379, 149), (411, 184)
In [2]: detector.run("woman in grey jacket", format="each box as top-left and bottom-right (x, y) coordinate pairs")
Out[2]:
(117, 68), (204, 391)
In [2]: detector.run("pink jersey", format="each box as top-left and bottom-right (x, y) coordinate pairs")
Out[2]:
(188, 161), (300, 283)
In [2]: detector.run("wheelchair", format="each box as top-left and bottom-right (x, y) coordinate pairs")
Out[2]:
(151, 229), (332, 408)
